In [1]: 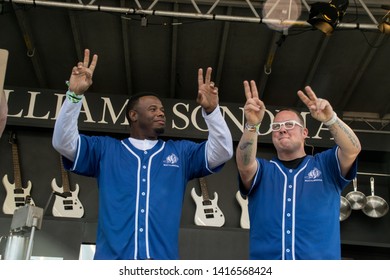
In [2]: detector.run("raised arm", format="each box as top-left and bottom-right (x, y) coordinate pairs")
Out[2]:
(197, 67), (233, 169)
(236, 80), (266, 191)
(52, 49), (98, 161)
(297, 86), (361, 177)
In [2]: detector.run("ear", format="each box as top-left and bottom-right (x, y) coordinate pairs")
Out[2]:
(129, 110), (138, 122)
(303, 127), (309, 138)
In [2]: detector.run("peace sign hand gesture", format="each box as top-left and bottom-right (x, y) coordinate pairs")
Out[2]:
(243, 80), (265, 125)
(297, 86), (334, 123)
(197, 67), (219, 114)
(68, 49), (98, 95)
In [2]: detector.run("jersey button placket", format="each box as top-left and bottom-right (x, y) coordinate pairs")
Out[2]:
(138, 162), (148, 259)
(284, 176), (294, 260)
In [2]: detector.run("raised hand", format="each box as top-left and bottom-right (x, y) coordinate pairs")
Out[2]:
(68, 49), (98, 95)
(297, 86), (333, 122)
(197, 67), (219, 114)
(243, 80), (265, 125)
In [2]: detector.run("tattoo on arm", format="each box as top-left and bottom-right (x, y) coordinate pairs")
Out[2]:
(239, 140), (254, 166)
(329, 119), (360, 149)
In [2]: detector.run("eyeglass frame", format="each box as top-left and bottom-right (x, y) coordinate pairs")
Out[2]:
(270, 120), (304, 132)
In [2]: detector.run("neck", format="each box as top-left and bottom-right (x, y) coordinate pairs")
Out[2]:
(129, 129), (159, 140)
(277, 150), (306, 161)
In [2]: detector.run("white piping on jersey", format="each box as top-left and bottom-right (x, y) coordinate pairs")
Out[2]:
(121, 142), (142, 259)
(145, 143), (165, 258)
(204, 141), (212, 173)
(334, 146), (341, 174)
(270, 159), (310, 260)
(121, 140), (165, 260)
(70, 135), (82, 172)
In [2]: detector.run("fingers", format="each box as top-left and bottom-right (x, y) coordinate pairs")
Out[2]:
(197, 68), (204, 87)
(250, 80), (259, 99)
(297, 89), (310, 107)
(198, 67), (213, 87)
(83, 49), (90, 67)
(89, 54), (98, 73)
(298, 86), (329, 112)
(204, 67), (212, 84)
(297, 86), (317, 107)
(243, 80), (259, 100)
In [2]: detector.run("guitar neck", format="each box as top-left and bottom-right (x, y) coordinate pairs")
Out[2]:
(59, 156), (71, 193)
(198, 177), (211, 201)
(10, 138), (23, 190)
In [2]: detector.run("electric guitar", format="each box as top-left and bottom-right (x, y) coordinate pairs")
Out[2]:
(2, 132), (35, 215)
(191, 177), (225, 227)
(235, 191), (250, 229)
(51, 155), (84, 218)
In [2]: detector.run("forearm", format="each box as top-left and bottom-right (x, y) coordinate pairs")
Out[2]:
(326, 114), (361, 177)
(236, 127), (259, 189)
(52, 98), (82, 161)
(326, 114), (361, 157)
(204, 106), (233, 169)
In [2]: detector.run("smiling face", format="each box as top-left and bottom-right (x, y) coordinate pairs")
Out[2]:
(128, 95), (166, 140)
(271, 109), (308, 160)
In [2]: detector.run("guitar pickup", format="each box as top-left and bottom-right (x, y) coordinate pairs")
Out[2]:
(14, 197), (25, 202)
(63, 200), (73, 205)
(14, 189), (24, 194)
(204, 209), (214, 214)
(64, 206), (74, 210)
(205, 214), (215, 219)
(202, 200), (212, 206)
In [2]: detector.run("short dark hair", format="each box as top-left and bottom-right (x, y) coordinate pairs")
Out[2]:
(126, 92), (161, 124)
(276, 108), (305, 126)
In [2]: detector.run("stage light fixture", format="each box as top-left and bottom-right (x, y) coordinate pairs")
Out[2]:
(378, 11), (390, 34)
(307, 0), (349, 35)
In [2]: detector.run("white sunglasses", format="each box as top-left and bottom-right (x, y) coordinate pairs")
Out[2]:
(270, 120), (304, 131)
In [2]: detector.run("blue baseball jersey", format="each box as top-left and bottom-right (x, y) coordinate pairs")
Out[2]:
(240, 146), (357, 260)
(63, 135), (221, 260)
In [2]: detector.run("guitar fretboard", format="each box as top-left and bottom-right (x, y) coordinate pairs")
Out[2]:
(199, 177), (211, 201)
(10, 134), (23, 190)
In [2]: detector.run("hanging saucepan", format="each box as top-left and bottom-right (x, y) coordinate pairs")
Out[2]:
(345, 177), (367, 210)
(362, 177), (389, 218)
(340, 196), (352, 221)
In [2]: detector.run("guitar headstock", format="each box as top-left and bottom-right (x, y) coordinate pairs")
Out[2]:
(8, 131), (17, 145)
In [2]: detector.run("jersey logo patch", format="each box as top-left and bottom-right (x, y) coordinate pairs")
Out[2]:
(163, 153), (179, 168)
(304, 167), (323, 182)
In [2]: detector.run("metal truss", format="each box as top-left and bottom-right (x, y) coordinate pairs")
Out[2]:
(4, 0), (388, 31)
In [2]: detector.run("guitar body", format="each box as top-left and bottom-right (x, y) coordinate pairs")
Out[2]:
(51, 178), (84, 218)
(236, 191), (250, 229)
(2, 174), (34, 215)
(191, 187), (225, 227)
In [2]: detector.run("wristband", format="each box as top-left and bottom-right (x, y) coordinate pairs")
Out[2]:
(323, 112), (338, 126)
(245, 122), (261, 133)
(65, 80), (83, 103)
(66, 90), (83, 103)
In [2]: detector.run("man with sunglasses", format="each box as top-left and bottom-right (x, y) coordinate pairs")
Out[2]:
(236, 80), (361, 260)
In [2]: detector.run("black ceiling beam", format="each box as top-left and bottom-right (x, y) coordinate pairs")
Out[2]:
(120, 0), (133, 96)
(13, 4), (48, 88)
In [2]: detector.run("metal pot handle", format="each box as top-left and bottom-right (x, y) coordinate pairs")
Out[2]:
(370, 177), (375, 196)
(353, 177), (357, 191)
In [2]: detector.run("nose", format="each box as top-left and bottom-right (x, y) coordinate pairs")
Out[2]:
(279, 129), (288, 134)
(157, 109), (165, 117)
(278, 124), (288, 133)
